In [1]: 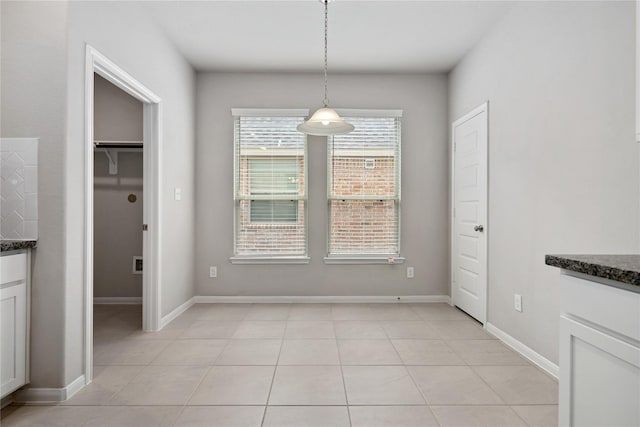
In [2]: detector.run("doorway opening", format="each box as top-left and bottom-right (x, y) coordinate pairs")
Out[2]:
(93, 73), (144, 345)
(85, 46), (162, 384)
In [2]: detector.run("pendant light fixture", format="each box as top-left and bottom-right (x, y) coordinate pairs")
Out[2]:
(297, 0), (354, 136)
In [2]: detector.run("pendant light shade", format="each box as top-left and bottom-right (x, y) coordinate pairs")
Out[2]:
(298, 0), (354, 137)
(296, 107), (355, 136)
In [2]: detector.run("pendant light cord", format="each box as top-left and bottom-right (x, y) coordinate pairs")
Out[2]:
(323, 0), (329, 107)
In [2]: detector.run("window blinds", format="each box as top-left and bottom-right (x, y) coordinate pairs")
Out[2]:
(233, 113), (307, 256)
(328, 114), (401, 255)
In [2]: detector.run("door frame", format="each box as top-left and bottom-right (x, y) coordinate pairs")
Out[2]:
(84, 45), (163, 384)
(450, 101), (489, 324)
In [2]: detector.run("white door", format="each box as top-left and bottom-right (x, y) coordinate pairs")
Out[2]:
(451, 103), (488, 324)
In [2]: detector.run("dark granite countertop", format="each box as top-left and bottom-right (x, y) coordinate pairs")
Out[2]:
(546, 254), (640, 288)
(1, 240), (37, 252)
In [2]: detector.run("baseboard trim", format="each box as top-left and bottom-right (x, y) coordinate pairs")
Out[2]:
(486, 322), (559, 379)
(65, 375), (86, 399)
(160, 297), (195, 330)
(93, 297), (142, 305)
(14, 375), (86, 403)
(193, 295), (451, 304)
(1, 394), (14, 409)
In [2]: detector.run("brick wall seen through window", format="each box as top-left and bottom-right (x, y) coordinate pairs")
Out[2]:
(328, 114), (401, 256)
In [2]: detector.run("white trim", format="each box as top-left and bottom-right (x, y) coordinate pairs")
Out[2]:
(229, 256), (311, 265)
(160, 297), (195, 329)
(143, 101), (163, 333)
(334, 108), (403, 118)
(636, 0), (640, 141)
(232, 108), (309, 117)
(25, 249), (31, 384)
(84, 46), (95, 386)
(242, 148), (305, 157)
(84, 45), (163, 386)
(65, 375), (86, 400)
(1, 395), (15, 409)
(14, 375), (86, 403)
(486, 322), (559, 379)
(323, 256), (405, 265)
(93, 297), (142, 305)
(193, 295), (450, 304)
(450, 101), (489, 325)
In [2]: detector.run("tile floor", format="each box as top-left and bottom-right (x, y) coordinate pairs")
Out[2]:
(1, 303), (558, 426)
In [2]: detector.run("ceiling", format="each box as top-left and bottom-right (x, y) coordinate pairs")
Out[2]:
(142, 0), (514, 73)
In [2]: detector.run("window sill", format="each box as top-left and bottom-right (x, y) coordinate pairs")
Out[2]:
(229, 256), (310, 265)
(323, 255), (405, 265)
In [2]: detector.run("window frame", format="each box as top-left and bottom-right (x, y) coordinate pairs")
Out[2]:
(230, 108), (310, 264)
(324, 109), (405, 265)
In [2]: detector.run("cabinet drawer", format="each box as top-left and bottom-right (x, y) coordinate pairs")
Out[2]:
(1, 253), (27, 285)
(560, 273), (640, 342)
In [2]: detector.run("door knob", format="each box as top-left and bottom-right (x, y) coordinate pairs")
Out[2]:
(474, 225), (484, 232)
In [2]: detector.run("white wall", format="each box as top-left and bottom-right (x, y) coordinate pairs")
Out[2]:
(2, 1), (196, 388)
(94, 74), (143, 142)
(94, 152), (144, 298)
(1, 0), (68, 389)
(449, 1), (640, 364)
(62, 1), (196, 384)
(195, 73), (449, 297)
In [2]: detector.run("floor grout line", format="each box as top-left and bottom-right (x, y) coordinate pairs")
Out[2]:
(332, 321), (353, 427)
(260, 321), (286, 427)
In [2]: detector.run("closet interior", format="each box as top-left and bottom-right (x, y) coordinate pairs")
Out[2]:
(93, 74), (144, 318)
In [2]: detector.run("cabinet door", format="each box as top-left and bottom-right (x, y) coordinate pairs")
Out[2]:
(559, 315), (640, 426)
(1, 281), (27, 398)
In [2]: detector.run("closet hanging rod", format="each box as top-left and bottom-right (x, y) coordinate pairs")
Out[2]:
(94, 140), (143, 149)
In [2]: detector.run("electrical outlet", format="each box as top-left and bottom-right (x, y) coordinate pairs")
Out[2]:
(407, 267), (415, 279)
(514, 294), (522, 312)
(209, 266), (217, 278)
(174, 187), (182, 201)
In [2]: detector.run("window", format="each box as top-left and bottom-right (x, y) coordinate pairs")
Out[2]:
(233, 109), (308, 261)
(248, 159), (299, 223)
(327, 110), (402, 260)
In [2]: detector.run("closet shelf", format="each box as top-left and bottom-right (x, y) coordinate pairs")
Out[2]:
(94, 140), (143, 175)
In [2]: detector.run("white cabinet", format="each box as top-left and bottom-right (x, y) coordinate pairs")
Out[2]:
(559, 273), (640, 426)
(1, 252), (30, 398)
